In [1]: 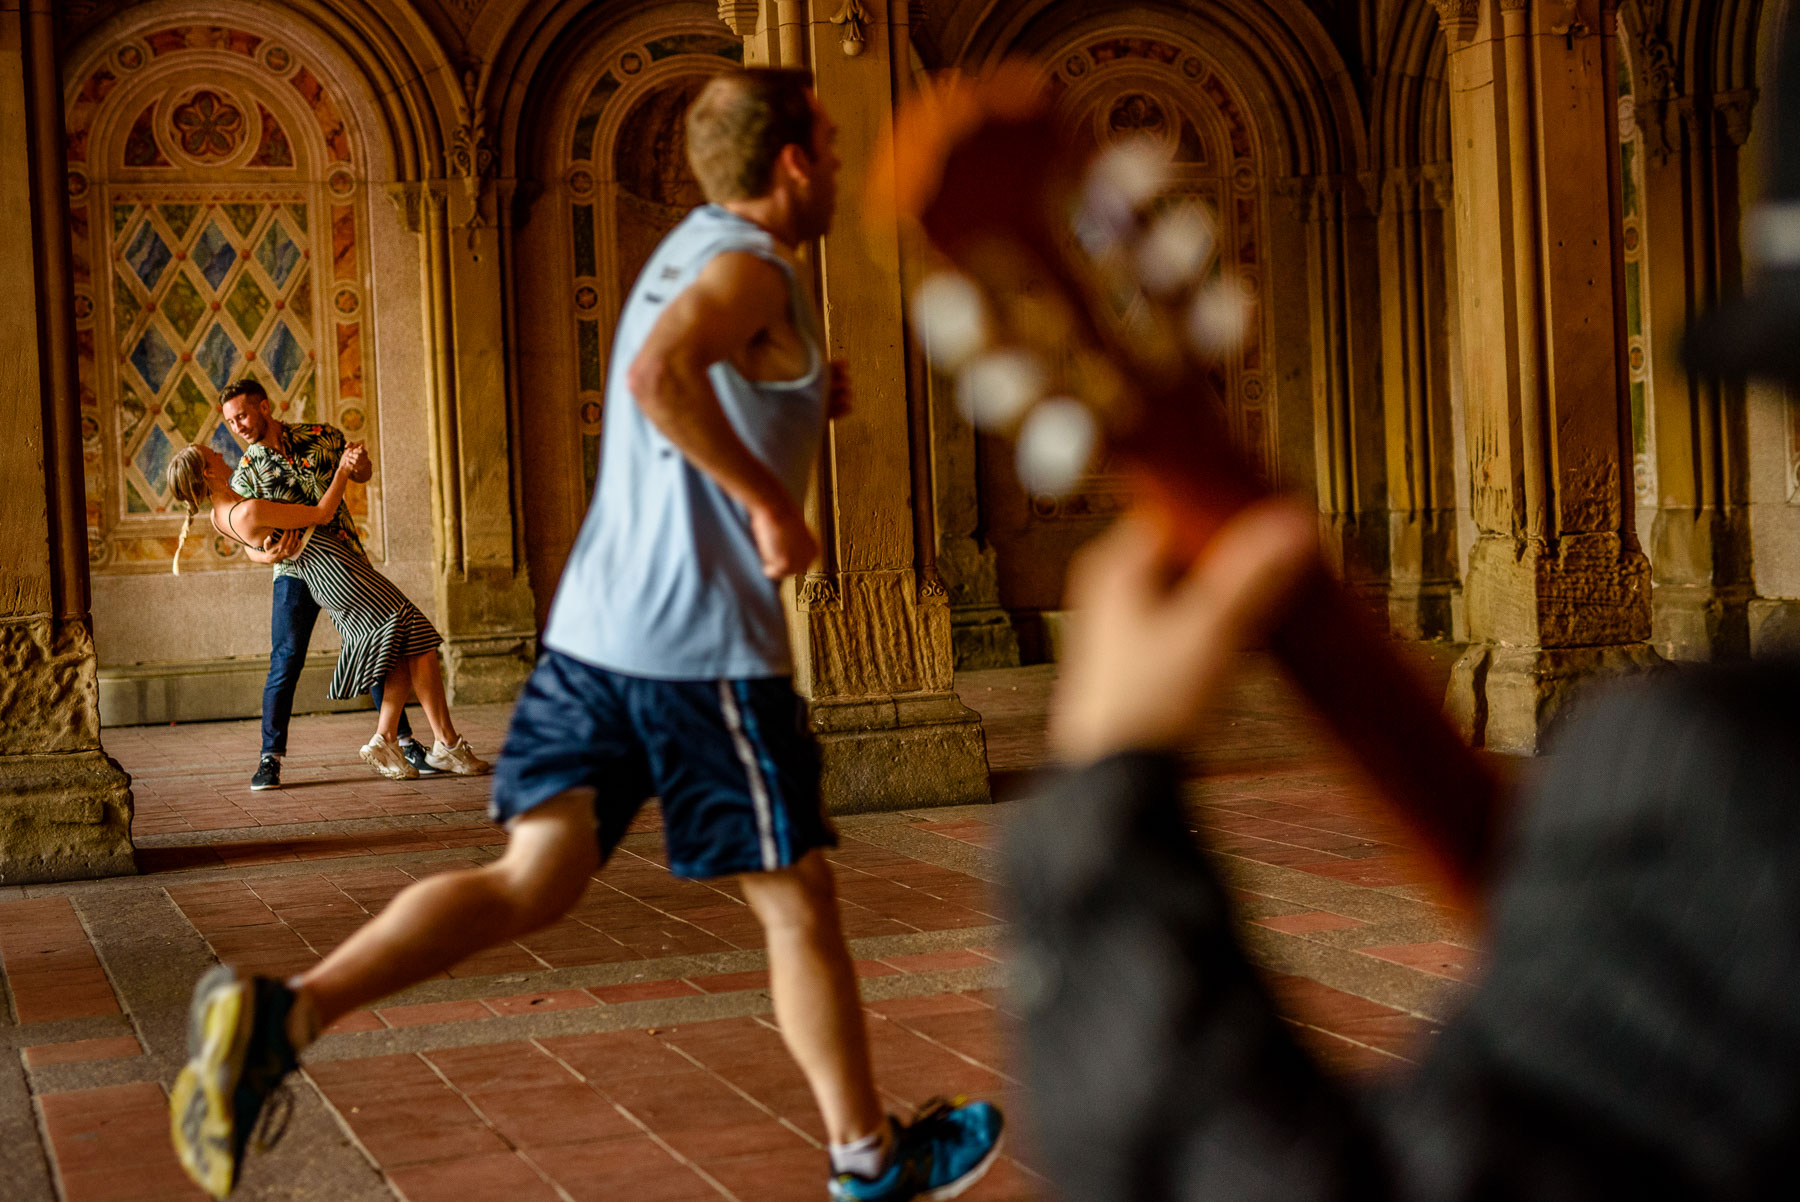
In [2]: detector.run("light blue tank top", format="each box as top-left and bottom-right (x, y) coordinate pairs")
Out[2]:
(543, 205), (826, 680)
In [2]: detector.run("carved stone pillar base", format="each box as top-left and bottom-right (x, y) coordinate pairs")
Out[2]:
(1388, 582), (1458, 642)
(438, 569), (537, 705)
(0, 751), (134, 885)
(1446, 641), (1664, 754)
(1748, 599), (1800, 658)
(949, 604), (1021, 670)
(1651, 585), (1751, 661)
(811, 692), (990, 814)
(444, 634), (537, 705)
(1387, 511), (1459, 640)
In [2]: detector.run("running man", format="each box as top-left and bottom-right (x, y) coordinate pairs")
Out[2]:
(170, 68), (1004, 1202)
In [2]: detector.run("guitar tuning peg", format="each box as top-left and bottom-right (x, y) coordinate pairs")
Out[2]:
(956, 349), (1047, 430)
(1186, 275), (1253, 357)
(1078, 138), (1170, 252)
(1016, 397), (1099, 497)
(1136, 203), (1216, 297)
(911, 272), (990, 371)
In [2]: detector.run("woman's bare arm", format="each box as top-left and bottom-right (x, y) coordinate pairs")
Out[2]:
(240, 446), (358, 535)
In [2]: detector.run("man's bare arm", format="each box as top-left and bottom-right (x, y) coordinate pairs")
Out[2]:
(626, 252), (816, 577)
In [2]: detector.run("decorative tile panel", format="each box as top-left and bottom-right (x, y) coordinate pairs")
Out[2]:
(566, 32), (740, 492)
(66, 24), (382, 573)
(1617, 36), (1657, 507)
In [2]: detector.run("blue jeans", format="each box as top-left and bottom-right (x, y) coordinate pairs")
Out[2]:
(262, 573), (411, 756)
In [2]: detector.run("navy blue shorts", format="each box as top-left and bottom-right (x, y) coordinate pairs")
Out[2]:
(490, 650), (836, 879)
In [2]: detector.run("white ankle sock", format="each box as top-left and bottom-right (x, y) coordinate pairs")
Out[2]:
(397, 736), (415, 747)
(829, 1121), (894, 1179)
(282, 983), (322, 1052)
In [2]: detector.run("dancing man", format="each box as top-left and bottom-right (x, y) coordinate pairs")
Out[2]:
(171, 68), (1003, 1202)
(220, 379), (432, 787)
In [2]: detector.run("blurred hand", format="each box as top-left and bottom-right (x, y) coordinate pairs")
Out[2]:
(749, 500), (819, 579)
(1048, 500), (1318, 766)
(265, 530), (304, 563)
(339, 442), (369, 479)
(827, 359), (852, 420)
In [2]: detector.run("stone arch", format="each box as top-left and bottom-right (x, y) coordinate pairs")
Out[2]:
(507, 3), (743, 624)
(61, 0), (451, 713)
(936, 2), (1362, 650)
(65, 15), (389, 574)
(954, 0), (1366, 177)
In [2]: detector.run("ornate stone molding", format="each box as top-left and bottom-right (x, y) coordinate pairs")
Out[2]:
(1715, 88), (1758, 148)
(1430, 0), (1481, 43)
(383, 180), (448, 233)
(1421, 161), (1455, 212)
(798, 573), (842, 609)
(717, 1), (760, 37)
(830, 0), (869, 56)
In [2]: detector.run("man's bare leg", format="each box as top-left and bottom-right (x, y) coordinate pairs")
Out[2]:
(294, 792), (598, 1029)
(738, 849), (885, 1146)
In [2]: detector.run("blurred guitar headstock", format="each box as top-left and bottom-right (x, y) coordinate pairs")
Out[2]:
(869, 62), (1259, 523)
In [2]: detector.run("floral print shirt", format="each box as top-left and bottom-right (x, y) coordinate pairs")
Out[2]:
(229, 422), (363, 578)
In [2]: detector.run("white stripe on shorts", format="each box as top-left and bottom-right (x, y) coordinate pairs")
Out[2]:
(718, 681), (779, 871)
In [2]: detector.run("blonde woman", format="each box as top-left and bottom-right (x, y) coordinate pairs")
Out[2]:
(166, 443), (489, 780)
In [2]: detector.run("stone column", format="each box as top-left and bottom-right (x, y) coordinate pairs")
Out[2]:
(1288, 174), (1391, 615)
(732, 0), (991, 810)
(1436, 0), (1658, 752)
(1378, 164), (1461, 639)
(0, 0), (133, 884)
(1637, 57), (1757, 658)
(384, 103), (537, 704)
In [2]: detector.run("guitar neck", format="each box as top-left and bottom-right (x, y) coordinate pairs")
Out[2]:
(1124, 390), (1499, 905)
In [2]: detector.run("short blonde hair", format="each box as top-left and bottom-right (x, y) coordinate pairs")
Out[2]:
(166, 445), (211, 575)
(685, 69), (815, 202)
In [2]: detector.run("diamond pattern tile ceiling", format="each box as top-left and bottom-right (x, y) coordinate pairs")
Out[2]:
(256, 221), (302, 289)
(130, 325), (178, 393)
(124, 222), (172, 290)
(263, 320), (305, 390)
(166, 375), (210, 442)
(209, 422), (244, 470)
(192, 221), (237, 290)
(161, 271), (207, 342)
(194, 323), (240, 391)
(133, 424), (176, 495)
(225, 273), (269, 339)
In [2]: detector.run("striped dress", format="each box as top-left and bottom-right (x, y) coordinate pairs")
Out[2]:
(221, 506), (441, 699)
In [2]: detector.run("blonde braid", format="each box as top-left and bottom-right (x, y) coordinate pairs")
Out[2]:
(172, 509), (192, 575)
(166, 445), (211, 575)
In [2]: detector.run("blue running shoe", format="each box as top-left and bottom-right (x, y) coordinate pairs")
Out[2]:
(169, 967), (300, 1197)
(829, 1097), (1005, 1201)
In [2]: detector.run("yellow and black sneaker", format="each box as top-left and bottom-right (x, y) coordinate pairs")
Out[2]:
(169, 967), (300, 1198)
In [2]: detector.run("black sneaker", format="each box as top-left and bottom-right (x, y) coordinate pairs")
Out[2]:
(249, 757), (281, 791)
(398, 739), (440, 776)
(169, 967), (301, 1198)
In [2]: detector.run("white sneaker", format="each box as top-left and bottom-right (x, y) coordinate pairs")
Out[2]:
(359, 734), (418, 780)
(425, 738), (491, 776)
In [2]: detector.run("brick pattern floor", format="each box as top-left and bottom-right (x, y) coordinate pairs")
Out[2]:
(0, 657), (1473, 1202)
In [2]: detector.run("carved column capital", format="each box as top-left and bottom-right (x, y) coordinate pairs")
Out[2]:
(717, 0), (760, 37)
(383, 180), (447, 234)
(1421, 161), (1455, 211)
(1431, 0), (1481, 43)
(1714, 88), (1758, 148)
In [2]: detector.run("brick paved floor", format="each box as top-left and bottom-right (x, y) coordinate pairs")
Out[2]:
(0, 653), (1476, 1201)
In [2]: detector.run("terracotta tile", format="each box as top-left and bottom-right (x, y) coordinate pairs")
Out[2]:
(684, 970), (770, 995)
(483, 989), (599, 1017)
(387, 1152), (562, 1202)
(590, 978), (704, 1005)
(879, 950), (993, 974)
(24, 1035), (143, 1068)
(1359, 941), (1480, 982)
(1251, 911), (1368, 935)
(525, 1137), (719, 1202)
(703, 1145), (827, 1201)
(376, 1000), (493, 1028)
(467, 1083), (639, 1147)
